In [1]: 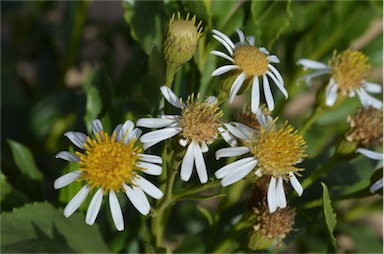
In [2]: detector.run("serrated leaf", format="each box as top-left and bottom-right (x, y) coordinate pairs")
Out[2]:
(196, 205), (213, 225)
(321, 182), (337, 252)
(1, 202), (109, 253)
(7, 140), (43, 181)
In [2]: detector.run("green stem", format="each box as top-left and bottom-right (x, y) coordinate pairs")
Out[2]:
(173, 179), (221, 201)
(151, 159), (180, 247)
(299, 106), (325, 137)
(301, 154), (340, 189)
(165, 62), (179, 88)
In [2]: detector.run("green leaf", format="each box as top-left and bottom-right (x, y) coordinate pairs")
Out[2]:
(7, 140), (43, 181)
(1, 202), (109, 253)
(196, 205), (213, 225)
(0, 171), (12, 200)
(250, 0), (292, 48)
(83, 66), (114, 133)
(123, 0), (165, 55)
(321, 182), (337, 252)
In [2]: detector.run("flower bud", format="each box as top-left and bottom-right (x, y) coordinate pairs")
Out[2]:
(163, 13), (203, 65)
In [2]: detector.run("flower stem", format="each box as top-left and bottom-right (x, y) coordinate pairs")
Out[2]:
(299, 106), (325, 137)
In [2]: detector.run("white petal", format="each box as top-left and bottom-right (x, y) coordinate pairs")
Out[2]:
(212, 29), (235, 49)
(229, 72), (246, 103)
(267, 55), (280, 63)
(297, 70), (329, 86)
(236, 29), (245, 43)
(86, 188), (103, 225)
(139, 127), (181, 144)
(356, 88), (383, 109)
(276, 177), (287, 208)
(215, 146), (250, 160)
(179, 138), (189, 147)
(119, 120), (135, 141)
(297, 59), (329, 70)
(160, 86), (185, 109)
(263, 74), (275, 111)
(211, 65), (239, 77)
(143, 141), (160, 150)
(132, 186), (150, 211)
(221, 159), (258, 187)
(109, 190), (124, 231)
(266, 70), (288, 98)
(138, 154), (163, 164)
(210, 50), (234, 62)
(363, 82), (382, 94)
(215, 157), (255, 179)
(201, 141), (209, 153)
(193, 143), (208, 183)
(246, 36), (255, 46)
(112, 124), (123, 141)
(53, 170), (81, 190)
(267, 177), (277, 213)
(224, 123), (252, 141)
(370, 178), (383, 194)
(325, 78), (338, 107)
(356, 148), (383, 160)
(55, 151), (80, 162)
(125, 128), (142, 143)
(213, 35), (234, 55)
(137, 162), (162, 176)
(92, 119), (103, 135)
(218, 127), (237, 147)
(268, 64), (284, 89)
(233, 122), (259, 139)
(289, 172), (303, 196)
(64, 185), (90, 218)
(251, 76), (260, 113)
(134, 176), (163, 199)
(259, 47), (269, 55)
(64, 131), (87, 150)
(206, 96), (218, 105)
(180, 142), (195, 182)
(136, 118), (176, 128)
(123, 183), (150, 215)
(54, 171), (81, 190)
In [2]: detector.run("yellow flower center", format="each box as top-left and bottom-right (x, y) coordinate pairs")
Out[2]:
(250, 119), (306, 178)
(233, 45), (269, 77)
(76, 130), (143, 193)
(179, 96), (223, 144)
(330, 49), (372, 93)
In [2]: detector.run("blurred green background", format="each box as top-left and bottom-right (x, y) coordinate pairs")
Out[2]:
(1, 1), (383, 253)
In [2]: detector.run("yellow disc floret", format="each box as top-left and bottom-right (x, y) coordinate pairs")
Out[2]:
(179, 95), (223, 145)
(233, 45), (269, 77)
(250, 119), (306, 178)
(330, 49), (372, 93)
(76, 130), (143, 193)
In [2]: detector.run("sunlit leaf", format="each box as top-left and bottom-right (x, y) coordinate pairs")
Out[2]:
(321, 182), (337, 252)
(1, 202), (109, 252)
(7, 140), (43, 181)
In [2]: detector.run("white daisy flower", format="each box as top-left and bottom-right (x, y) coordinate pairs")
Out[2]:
(54, 119), (163, 231)
(215, 109), (306, 213)
(210, 29), (288, 113)
(356, 148), (383, 194)
(137, 86), (236, 184)
(297, 49), (382, 109)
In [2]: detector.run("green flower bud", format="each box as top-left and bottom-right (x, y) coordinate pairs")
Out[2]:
(163, 13), (203, 65)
